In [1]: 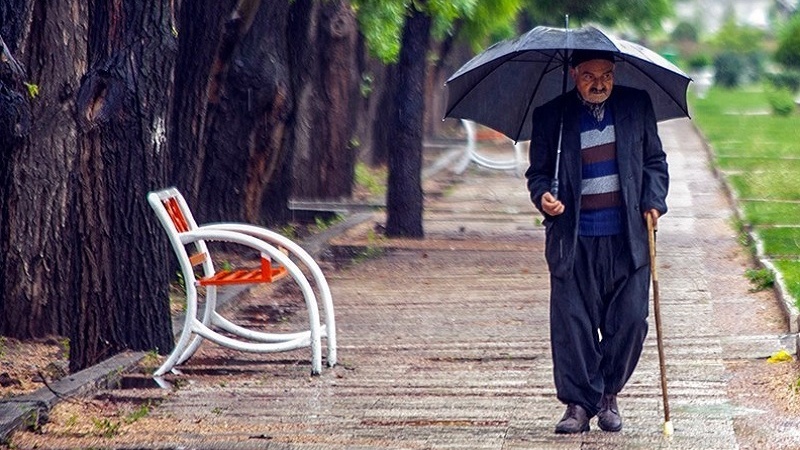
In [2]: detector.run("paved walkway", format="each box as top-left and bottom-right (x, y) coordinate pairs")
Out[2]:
(7, 119), (800, 449)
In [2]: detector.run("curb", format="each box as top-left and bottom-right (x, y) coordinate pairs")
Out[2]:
(0, 351), (146, 443)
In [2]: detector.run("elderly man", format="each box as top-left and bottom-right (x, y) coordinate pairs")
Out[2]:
(525, 49), (669, 433)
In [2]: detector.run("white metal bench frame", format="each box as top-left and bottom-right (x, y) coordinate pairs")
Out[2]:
(458, 120), (527, 176)
(147, 187), (336, 376)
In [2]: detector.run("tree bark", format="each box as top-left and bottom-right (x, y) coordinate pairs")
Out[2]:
(0, 1), (84, 339)
(288, 0), (359, 201)
(71, 0), (176, 371)
(369, 62), (397, 167)
(169, 0), (235, 205)
(385, 7), (430, 238)
(196, 0), (293, 226)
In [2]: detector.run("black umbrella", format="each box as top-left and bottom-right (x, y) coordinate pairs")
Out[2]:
(444, 25), (692, 143)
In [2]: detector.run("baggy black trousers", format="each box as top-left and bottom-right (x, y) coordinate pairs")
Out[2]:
(549, 234), (650, 417)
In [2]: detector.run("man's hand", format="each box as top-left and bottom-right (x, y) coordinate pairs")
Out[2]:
(541, 192), (565, 216)
(644, 209), (660, 229)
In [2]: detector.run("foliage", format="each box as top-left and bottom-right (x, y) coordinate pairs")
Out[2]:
(687, 53), (711, 70)
(455, 0), (522, 53)
(124, 402), (153, 424)
(355, 228), (387, 262)
(713, 52), (745, 88)
(352, 0), (478, 63)
(766, 88), (795, 116)
(91, 417), (121, 438)
(671, 21), (698, 43)
(708, 13), (767, 86)
(711, 15), (765, 55)
(58, 338), (70, 359)
(139, 350), (161, 371)
(524, 0), (672, 34)
(312, 213), (344, 233)
(354, 162), (387, 197)
(351, 0), (406, 63)
(23, 82), (39, 99)
(765, 70), (800, 93)
(745, 267), (775, 292)
(775, 13), (800, 69)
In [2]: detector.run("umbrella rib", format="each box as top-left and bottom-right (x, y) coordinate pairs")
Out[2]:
(617, 55), (692, 119)
(443, 53), (521, 119)
(512, 49), (563, 142)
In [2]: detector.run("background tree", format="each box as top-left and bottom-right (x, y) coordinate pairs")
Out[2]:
(384, 4), (431, 237)
(775, 13), (800, 70)
(354, 0), (502, 237)
(711, 11), (766, 88)
(288, 0), (360, 202)
(70, 0), (176, 371)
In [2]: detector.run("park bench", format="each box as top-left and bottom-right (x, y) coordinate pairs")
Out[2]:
(147, 187), (336, 377)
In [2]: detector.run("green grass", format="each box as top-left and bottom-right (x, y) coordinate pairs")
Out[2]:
(774, 260), (800, 301)
(691, 85), (800, 306)
(757, 228), (800, 257)
(742, 202), (800, 227)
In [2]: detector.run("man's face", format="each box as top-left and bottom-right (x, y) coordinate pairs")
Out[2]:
(571, 59), (615, 104)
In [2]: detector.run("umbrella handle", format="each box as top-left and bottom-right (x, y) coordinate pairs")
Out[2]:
(550, 179), (559, 200)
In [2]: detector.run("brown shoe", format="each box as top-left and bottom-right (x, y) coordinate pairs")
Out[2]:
(555, 404), (590, 434)
(597, 394), (622, 432)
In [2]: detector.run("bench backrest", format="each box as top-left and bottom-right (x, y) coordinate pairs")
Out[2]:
(147, 187), (215, 281)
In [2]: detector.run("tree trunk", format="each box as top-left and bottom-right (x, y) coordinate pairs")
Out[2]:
(196, 0), (293, 226)
(369, 63), (397, 167)
(288, 0), (359, 201)
(71, 0), (176, 371)
(0, 1), (85, 339)
(385, 8), (430, 238)
(169, 0), (236, 205)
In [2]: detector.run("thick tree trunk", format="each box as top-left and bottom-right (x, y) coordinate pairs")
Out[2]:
(0, 35), (31, 335)
(169, 0), (235, 205)
(288, 0), (359, 201)
(0, 1), (84, 339)
(385, 8), (430, 238)
(71, 0), (175, 371)
(196, 0), (293, 225)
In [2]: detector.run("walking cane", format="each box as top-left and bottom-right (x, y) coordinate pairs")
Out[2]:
(647, 214), (673, 436)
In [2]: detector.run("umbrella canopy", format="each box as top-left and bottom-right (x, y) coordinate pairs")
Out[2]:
(444, 26), (692, 142)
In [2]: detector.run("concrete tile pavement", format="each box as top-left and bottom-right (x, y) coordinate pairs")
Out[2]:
(5, 118), (800, 449)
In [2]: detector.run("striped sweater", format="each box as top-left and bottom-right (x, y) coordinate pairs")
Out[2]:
(579, 107), (623, 236)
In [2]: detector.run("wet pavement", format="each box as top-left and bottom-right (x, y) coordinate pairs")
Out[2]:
(5, 118), (800, 449)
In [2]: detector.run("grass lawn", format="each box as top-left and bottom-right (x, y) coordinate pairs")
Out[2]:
(690, 85), (800, 305)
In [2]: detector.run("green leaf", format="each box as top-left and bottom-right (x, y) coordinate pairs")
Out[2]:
(24, 82), (39, 99)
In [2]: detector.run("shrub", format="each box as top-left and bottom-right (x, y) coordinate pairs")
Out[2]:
(714, 52), (744, 88)
(765, 70), (800, 93)
(766, 89), (795, 116)
(687, 53), (712, 70)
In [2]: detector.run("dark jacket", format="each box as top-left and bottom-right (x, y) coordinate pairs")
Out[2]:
(525, 85), (669, 278)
